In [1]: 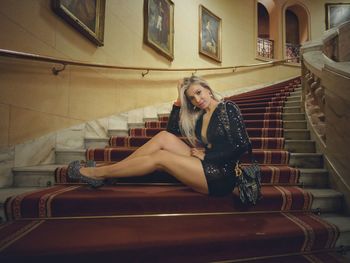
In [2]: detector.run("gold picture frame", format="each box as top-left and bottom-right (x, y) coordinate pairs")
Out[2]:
(325, 3), (350, 30)
(52, 0), (106, 46)
(143, 0), (175, 61)
(199, 5), (222, 63)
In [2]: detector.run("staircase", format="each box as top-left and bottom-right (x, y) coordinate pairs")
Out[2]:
(0, 77), (349, 262)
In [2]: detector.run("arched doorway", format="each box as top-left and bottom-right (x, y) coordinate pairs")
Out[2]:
(283, 2), (310, 63)
(257, 2), (274, 59)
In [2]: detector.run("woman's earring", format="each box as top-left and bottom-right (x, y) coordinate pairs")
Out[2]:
(193, 105), (197, 110)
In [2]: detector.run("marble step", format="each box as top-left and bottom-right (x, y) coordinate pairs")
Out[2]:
(284, 129), (310, 139)
(85, 137), (109, 148)
(282, 113), (305, 121)
(128, 122), (146, 129)
(12, 165), (63, 187)
(108, 129), (129, 137)
(55, 149), (86, 164)
(299, 169), (329, 188)
(284, 100), (301, 107)
(284, 140), (315, 153)
(283, 120), (307, 129)
(290, 153), (323, 168)
(283, 107), (301, 113)
(308, 188), (343, 213)
(322, 214), (350, 248)
(143, 117), (160, 122)
(0, 187), (44, 222)
(290, 90), (301, 96)
(287, 95), (301, 102)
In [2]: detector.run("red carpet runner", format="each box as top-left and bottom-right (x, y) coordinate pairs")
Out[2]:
(0, 77), (344, 262)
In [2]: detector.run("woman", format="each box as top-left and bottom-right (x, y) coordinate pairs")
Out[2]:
(68, 76), (251, 196)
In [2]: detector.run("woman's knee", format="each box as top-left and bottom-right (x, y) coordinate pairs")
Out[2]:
(155, 131), (179, 146)
(157, 130), (176, 139)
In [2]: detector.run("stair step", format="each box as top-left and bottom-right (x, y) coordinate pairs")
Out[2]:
(55, 149), (86, 164)
(0, 212), (340, 262)
(299, 169), (329, 188)
(284, 140), (315, 153)
(158, 113), (170, 118)
(2, 184), (340, 220)
(290, 153), (323, 168)
(284, 101), (301, 107)
(287, 95), (301, 102)
(0, 187), (44, 221)
(308, 189), (343, 213)
(290, 90), (301, 96)
(108, 129), (128, 137)
(283, 121), (307, 129)
(128, 123), (145, 129)
(143, 117), (159, 122)
(85, 137), (109, 148)
(284, 129), (310, 139)
(12, 165), (64, 187)
(322, 214), (350, 248)
(283, 107), (301, 113)
(282, 113), (305, 120)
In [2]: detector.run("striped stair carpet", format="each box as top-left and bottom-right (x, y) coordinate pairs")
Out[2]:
(0, 77), (345, 262)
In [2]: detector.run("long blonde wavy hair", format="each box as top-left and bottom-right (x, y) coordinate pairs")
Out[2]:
(179, 76), (221, 146)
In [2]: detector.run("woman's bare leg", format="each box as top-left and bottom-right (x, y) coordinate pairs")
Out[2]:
(80, 150), (208, 194)
(123, 131), (191, 161)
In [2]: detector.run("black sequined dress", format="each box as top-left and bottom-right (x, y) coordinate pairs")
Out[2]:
(166, 100), (250, 196)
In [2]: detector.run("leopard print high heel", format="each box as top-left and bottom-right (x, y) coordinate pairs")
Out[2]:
(67, 160), (104, 188)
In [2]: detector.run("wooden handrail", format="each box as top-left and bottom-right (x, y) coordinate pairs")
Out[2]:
(0, 48), (296, 76)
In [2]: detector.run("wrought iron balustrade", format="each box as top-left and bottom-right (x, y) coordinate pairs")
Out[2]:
(257, 38), (274, 59)
(286, 43), (301, 63)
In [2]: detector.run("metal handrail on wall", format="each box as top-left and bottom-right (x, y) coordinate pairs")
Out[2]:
(0, 48), (296, 77)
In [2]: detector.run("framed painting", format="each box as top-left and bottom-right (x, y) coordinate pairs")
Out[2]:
(52, 0), (106, 46)
(143, 0), (174, 61)
(325, 3), (350, 29)
(199, 5), (222, 63)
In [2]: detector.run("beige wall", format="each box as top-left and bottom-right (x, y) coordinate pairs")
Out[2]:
(1, 0), (330, 147)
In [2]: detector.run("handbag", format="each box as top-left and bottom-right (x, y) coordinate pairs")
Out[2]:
(234, 151), (262, 205)
(218, 101), (262, 205)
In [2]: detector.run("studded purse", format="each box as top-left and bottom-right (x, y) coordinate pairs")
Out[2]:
(218, 101), (262, 205)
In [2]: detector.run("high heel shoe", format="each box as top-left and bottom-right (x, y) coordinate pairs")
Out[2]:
(67, 160), (104, 188)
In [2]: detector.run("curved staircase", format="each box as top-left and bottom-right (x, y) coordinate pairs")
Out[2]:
(1, 77), (349, 262)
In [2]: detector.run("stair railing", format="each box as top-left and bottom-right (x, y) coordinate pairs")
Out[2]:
(0, 48), (297, 77)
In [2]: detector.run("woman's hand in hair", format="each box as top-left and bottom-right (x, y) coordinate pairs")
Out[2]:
(190, 148), (205, 161)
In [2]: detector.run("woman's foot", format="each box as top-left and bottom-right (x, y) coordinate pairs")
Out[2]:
(67, 160), (104, 188)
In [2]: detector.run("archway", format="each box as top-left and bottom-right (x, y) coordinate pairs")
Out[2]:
(257, 1), (274, 59)
(283, 1), (310, 62)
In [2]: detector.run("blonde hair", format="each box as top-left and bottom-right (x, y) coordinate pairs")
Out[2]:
(179, 76), (221, 146)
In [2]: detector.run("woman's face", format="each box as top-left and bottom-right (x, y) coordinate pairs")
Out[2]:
(185, 84), (213, 110)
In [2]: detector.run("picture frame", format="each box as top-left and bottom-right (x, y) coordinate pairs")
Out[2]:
(52, 0), (106, 46)
(199, 5), (222, 63)
(325, 3), (350, 30)
(143, 0), (174, 61)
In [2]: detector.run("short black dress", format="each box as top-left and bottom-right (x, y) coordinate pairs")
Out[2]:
(167, 101), (250, 196)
